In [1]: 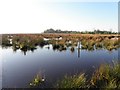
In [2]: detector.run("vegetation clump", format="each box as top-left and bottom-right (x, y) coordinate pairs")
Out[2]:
(70, 47), (75, 52)
(1, 34), (120, 52)
(56, 73), (87, 88)
(52, 44), (67, 51)
(29, 74), (45, 87)
(56, 61), (120, 89)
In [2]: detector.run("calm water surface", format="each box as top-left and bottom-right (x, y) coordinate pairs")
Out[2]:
(1, 45), (119, 88)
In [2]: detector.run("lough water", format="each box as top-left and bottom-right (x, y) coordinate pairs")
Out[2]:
(1, 45), (119, 88)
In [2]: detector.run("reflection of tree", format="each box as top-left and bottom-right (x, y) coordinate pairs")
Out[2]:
(39, 44), (44, 48)
(21, 49), (27, 55)
(13, 48), (17, 52)
(23, 50), (27, 55)
(52, 44), (66, 52)
(12, 44), (19, 52)
(47, 46), (50, 49)
(20, 45), (28, 55)
(31, 48), (35, 52)
(2, 45), (9, 49)
(70, 47), (75, 53)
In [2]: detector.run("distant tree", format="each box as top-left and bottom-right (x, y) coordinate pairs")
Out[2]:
(44, 28), (118, 34)
(44, 28), (55, 33)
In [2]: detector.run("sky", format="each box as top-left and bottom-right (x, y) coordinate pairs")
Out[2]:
(0, 0), (119, 33)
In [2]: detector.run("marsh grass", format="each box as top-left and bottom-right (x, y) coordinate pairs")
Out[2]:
(56, 61), (120, 89)
(95, 43), (103, 49)
(1, 34), (120, 52)
(52, 44), (67, 51)
(29, 73), (45, 87)
(102, 39), (120, 51)
(56, 73), (88, 88)
(90, 62), (120, 89)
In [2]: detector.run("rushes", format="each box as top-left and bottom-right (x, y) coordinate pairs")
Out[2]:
(29, 73), (45, 87)
(2, 34), (120, 51)
(56, 73), (87, 88)
(56, 61), (120, 89)
(90, 62), (120, 89)
(103, 39), (120, 51)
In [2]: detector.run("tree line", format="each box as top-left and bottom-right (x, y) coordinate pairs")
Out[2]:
(44, 28), (119, 34)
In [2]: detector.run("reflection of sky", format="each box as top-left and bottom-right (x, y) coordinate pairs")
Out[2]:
(1, 46), (119, 88)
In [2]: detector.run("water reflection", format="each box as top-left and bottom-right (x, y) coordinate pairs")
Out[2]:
(1, 45), (119, 88)
(1, 34), (120, 88)
(77, 41), (81, 58)
(22, 50), (27, 55)
(2, 41), (120, 57)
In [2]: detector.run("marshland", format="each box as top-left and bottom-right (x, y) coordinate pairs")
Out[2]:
(1, 32), (120, 89)
(1, 1), (119, 89)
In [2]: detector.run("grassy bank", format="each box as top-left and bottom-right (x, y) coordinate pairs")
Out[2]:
(56, 61), (120, 89)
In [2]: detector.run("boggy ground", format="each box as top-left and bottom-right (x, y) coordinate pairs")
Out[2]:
(1, 34), (120, 52)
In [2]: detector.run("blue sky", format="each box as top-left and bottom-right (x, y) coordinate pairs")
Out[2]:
(0, 0), (118, 33)
(43, 2), (118, 32)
